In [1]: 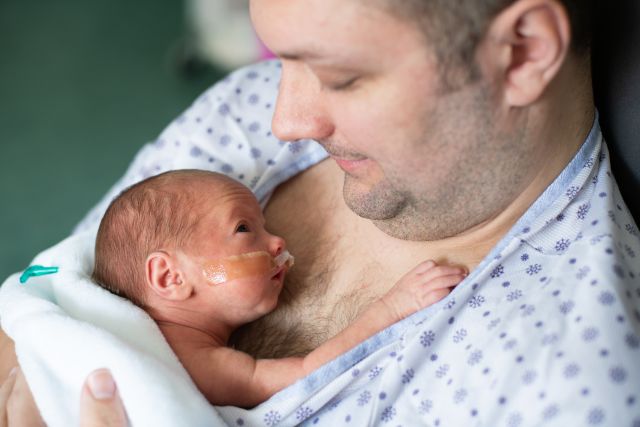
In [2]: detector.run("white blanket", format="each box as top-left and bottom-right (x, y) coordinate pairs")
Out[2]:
(0, 229), (223, 427)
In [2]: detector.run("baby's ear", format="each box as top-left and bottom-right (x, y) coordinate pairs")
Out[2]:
(145, 251), (193, 301)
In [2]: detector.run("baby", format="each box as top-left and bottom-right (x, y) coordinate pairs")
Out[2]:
(92, 169), (466, 407)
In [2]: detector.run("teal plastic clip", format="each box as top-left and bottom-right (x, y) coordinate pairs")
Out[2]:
(19, 265), (59, 284)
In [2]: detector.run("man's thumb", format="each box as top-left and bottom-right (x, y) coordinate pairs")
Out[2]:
(79, 369), (127, 427)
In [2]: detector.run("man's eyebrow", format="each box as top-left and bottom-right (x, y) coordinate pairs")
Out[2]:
(277, 50), (362, 70)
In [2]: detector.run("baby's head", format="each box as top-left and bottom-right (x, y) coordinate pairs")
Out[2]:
(93, 170), (290, 324)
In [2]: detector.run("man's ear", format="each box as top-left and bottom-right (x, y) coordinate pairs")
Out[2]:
(481, 0), (570, 106)
(145, 251), (193, 301)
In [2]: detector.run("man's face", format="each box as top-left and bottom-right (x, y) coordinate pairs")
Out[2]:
(251, 0), (534, 240)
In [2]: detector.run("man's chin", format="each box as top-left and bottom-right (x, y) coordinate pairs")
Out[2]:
(371, 218), (428, 241)
(372, 214), (457, 241)
(342, 176), (404, 221)
(341, 178), (451, 241)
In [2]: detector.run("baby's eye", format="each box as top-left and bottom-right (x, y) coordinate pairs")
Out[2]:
(235, 223), (250, 233)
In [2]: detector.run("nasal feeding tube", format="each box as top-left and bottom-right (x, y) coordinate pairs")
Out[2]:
(202, 250), (294, 285)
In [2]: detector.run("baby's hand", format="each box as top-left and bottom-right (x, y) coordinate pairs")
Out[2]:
(382, 261), (466, 320)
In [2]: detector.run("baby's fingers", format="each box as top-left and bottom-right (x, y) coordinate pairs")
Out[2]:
(424, 272), (467, 290)
(418, 265), (467, 284)
(407, 260), (437, 275)
(420, 287), (453, 307)
(417, 273), (465, 304)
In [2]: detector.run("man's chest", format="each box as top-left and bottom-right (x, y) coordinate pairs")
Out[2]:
(230, 161), (404, 357)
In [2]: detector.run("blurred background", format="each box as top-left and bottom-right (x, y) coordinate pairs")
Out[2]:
(0, 0), (266, 280)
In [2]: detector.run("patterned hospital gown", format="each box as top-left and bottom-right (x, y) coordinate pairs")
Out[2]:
(75, 61), (640, 427)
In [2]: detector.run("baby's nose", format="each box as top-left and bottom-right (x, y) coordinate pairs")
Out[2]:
(270, 235), (285, 257)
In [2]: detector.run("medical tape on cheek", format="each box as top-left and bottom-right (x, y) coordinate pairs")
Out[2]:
(202, 250), (294, 285)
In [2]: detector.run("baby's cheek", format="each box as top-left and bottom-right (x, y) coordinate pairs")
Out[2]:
(229, 278), (273, 306)
(201, 251), (275, 285)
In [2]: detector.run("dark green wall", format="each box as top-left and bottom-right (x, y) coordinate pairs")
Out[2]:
(0, 0), (225, 280)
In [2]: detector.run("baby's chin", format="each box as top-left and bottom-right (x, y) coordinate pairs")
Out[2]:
(263, 288), (283, 313)
(254, 286), (283, 318)
(238, 302), (277, 327)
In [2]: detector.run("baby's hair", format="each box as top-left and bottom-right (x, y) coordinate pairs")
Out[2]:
(92, 169), (231, 307)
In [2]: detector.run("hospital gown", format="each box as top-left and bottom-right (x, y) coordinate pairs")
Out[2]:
(75, 61), (640, 427)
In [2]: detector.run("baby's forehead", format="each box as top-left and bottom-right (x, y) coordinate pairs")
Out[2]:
(184, 175), (258, 210)
(177, 172), (242, 192)
(196, 175), (253, 197)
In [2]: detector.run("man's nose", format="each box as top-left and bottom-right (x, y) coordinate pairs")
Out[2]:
(271, 64), (334, 142)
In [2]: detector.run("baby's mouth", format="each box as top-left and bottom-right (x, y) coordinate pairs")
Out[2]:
(271, 267), (286, 282)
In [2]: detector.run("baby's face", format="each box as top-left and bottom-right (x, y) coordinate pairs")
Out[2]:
(180, 178), (289, 324)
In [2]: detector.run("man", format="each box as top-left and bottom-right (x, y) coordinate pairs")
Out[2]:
(1, 0), (638, 425)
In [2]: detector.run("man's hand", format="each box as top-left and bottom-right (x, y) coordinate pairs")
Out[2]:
(0, 367), (17, 427)
(1, 327), (126, 426)
(79, 369), (127, 427)
(382, 260), (466, 319)
(0, 365), (127, 427)
(0, 367), (44, 427)
(0, 326), (44, 427)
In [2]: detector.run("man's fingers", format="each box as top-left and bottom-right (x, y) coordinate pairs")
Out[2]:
(0, 368), (17, 427)
(6, 368), (45, 427)
(79, 369), (127, 427)
(0, 367), (44, 427)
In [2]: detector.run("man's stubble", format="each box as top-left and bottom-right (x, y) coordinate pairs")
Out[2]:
(340, 81), (531, 242)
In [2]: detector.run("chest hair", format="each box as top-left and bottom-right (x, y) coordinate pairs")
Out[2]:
(230, 161), (387, 358)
